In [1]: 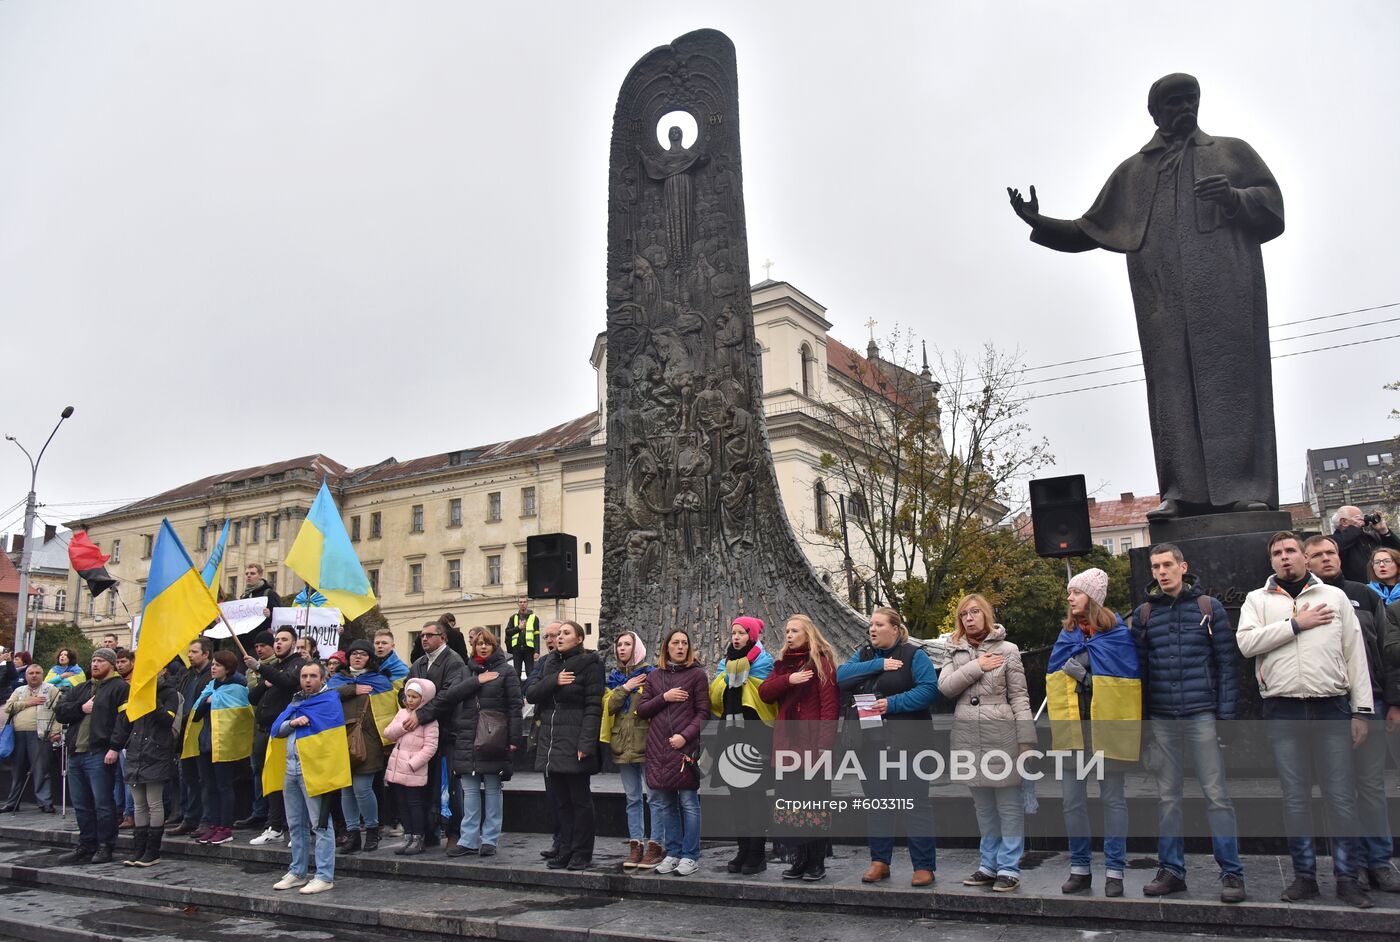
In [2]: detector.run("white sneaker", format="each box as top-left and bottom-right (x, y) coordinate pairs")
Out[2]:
(655, 856), (680, 874)
(299, 878), (334, 895)
(384, 824), (404, 838)
(676, 858), (699, 876)
(273, 872), (308, 891)
(251, 828), (285, 846)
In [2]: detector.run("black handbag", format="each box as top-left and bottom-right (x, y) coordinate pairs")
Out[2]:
(475, 698), (510, 760)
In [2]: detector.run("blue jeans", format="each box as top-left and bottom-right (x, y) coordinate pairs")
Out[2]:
(67, 751), (117, 851)
(970, 786), (1024, 877)
(1355, 698), (1394, 870)
(1150, 714), (1242, 879)
(863, 751), (936, 871)
(1062, 765), (1127, 878)
(653, 788), (701, 861)
(284, 770), (335, 883)
(618, 763), (664, 844)
(458, 773), (502, 849)
(1264, 696), (1364, 880)
(340, 772), (379, 831)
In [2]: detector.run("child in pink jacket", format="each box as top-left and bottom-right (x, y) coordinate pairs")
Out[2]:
(383, 678), (439, 856)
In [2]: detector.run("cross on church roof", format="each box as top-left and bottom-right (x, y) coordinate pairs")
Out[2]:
(864, 317), (878, 340)
(762, 258), (774, 279)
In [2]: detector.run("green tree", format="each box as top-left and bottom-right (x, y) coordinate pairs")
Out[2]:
(32, 623), (95, 672)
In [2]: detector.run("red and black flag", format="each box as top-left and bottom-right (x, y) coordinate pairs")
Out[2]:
(68, 531), (118, 596)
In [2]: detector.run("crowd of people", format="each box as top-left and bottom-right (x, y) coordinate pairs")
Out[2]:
(3, 526), (1400, 909)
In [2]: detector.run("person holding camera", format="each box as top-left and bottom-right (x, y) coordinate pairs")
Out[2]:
(1332, 506), (1400, 585)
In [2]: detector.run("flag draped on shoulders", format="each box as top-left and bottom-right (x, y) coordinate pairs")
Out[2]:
(131, 520), (222, 723)
(378, 650), (409, 685)
(709, 641), (778, 723)
(45, 664), (85, 689)
(284, 482), (377, 620)
(264, 689), (352, 798)
(1046, 619), (1141, 762)
(328, 669), (398, 745)
(192, 679), (254, 762)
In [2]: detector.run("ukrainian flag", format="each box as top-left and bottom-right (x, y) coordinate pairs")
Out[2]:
(199, 519), (230, 593)
(264, 689), (352, 798)
(132, 520), (222, 723)
(1046, 619), (1142, 762)
(708, 643), (778, 724)
(378, 650), (410, 685)
(284, 482), (377, 620)
(328, 669), (399, 746)
(45, 664), (85, 690)
(191, 680), (255, 762)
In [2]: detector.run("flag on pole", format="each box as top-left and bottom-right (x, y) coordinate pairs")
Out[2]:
(284, 481), (376, 620)
(293, 587), (328, 607)
(67, 531), (117, 597)
(200, 519), (230, 592)
(129, 520), (221, 722)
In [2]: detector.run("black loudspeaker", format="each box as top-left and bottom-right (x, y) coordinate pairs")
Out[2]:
(1029, 475), (1093, 558)
(526, 533), (578, 599)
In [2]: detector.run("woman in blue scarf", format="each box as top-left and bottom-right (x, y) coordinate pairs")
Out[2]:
(602, 631), (662, 870)
(1367, 548), (1400, 606)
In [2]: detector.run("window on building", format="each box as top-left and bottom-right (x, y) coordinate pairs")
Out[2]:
(369, 512), (381, 539)
(847, 490), (868, 521)
(1120, 537), (1133, 553)
(487, 492), (502, 522)
(1337, 457), (1350, 470)
(111, 539), (121, 564)
(800, 343), (814, 397)
(521, 487), (536, 518)
(447, 558), (462, 589)
(409, 563), (423, 594)
(520, 551), (529, 581)
(486, 554), (502, 586)
(1368, 454), (1382, 467)
(1384, 453), (1395, 464)
(351, 515), (361, 542)
(232, 521), (242, 546)
(367, 568), (379, 596)
(197, 526), (208, 551)
(449, 498), (463, 527)
(411, 505), (424, 533)
(1323, 459), (1336, 471)
(227, 575), (238, 598)
(30, 587), (44, 611)
(814, 480), (830, 530)
(267, 570), (278, 592)
(1101, 538), (1115, 552)
(142, 534), (153, 558)
(86, 595), (94, 617)
(250, 517), (260, 543)
(54, 589), (66, 612)
(449, 451), (462, 467)
(108, 592), (117, 616)
(271, 515), (281, 540)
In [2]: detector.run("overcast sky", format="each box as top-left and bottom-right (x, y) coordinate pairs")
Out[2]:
(3, 0), (1398, 537)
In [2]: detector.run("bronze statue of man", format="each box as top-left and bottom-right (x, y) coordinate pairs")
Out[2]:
(1009, 73), (1284, 520)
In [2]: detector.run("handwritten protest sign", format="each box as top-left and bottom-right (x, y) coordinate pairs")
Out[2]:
(270, 607), (343, 658)
(205, 597), (271, 639)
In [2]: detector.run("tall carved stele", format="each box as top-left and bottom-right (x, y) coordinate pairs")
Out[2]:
(600, 29), (865, 664)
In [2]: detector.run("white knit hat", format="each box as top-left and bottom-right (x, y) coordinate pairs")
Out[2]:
(1067, 568), (1109, 607)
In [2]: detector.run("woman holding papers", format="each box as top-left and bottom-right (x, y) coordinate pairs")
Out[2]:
(191, 650), (253, 847)
(835, 607), (939, 888)
(938, 594), (1036, 893)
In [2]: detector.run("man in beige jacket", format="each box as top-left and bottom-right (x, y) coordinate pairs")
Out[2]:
(2, 662), (58, 812)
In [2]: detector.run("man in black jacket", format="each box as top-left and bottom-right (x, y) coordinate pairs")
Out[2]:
(1305, 536), (1400, 893)
(1332, 507), (1400, 585)
(243, 627), (306, 844)
(241, 562), (283, 637)
(52, 648), (129, 864)
(167, 638), (213, 838)
(402, 620), (467, 847)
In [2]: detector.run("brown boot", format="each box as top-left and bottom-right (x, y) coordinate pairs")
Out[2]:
(636, 841), (665, 870)
(911, 869), (935, 887)
(118, 816), (135, 830)
(623, 840), (643, 871)
(862, 861), (891, 883)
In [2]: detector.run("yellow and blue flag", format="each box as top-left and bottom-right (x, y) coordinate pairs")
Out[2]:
(284, 482), (377, 620)
(131, 520), (222, 722)
(378, 650), (409, 685)
(328, 669), (399, 745)
(1046, 620), (1142, 761)
(264, 689), (352, 798)
(191, 679), (255, 762)
(200, 519), (230, 593)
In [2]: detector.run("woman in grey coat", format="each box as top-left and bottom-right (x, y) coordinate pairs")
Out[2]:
(938, 594), (1036, 892)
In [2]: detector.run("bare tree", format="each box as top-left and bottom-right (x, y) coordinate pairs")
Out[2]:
(815, 332), (1051, 633)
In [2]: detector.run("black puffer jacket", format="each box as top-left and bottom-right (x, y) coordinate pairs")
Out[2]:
(446, 649), (523, 778)
(54, 674), (130, 756)
(249, 651), (306, 729)
(526, 645), (604, 775)
(112, 679), (179, 785)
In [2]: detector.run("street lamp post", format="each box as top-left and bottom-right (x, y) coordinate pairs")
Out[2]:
(7, 406), (75, 654)
(822, 490), (857, 607)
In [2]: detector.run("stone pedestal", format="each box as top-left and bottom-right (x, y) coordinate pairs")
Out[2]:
(1128, 511), (1295, 770)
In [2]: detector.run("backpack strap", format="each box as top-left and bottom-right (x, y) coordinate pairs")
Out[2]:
(1197, 595), (1215, 637)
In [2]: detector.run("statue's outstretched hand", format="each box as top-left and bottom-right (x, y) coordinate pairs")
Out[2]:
(1007, 185), (1039, 226)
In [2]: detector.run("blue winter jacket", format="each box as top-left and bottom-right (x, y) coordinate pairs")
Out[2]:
(1130, 577), (1237, 720)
